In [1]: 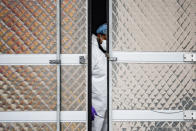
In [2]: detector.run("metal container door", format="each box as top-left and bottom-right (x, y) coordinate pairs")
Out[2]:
(0, 0), (88, 130)
(109, 0), (196, 130)
(60, 0), (88, 130)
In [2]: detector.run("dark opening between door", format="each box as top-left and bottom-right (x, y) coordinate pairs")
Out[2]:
(91, 0), (108, 131)
(92, 0), (107, 34)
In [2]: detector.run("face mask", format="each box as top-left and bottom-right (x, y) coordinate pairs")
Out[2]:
(101, 40), (106, 51)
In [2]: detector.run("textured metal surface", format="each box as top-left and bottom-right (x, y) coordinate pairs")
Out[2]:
(0, 123), (56, 131)
(61, 122), (86, 131)
(61, 65), (86, 111)
(113, 121), (196, 131)
(61, 0), (87, 54)
(0, 0), (56, 54)
(112, 63), (196, 110)
(0, 122), (86, 131)
(0, 65), (57, 111)
(112, 0), (196, 51)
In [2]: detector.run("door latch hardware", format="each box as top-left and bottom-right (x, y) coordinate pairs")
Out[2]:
(108, 57), (117, 61)
(184, 110), (196, 120)
(105, 53), (117, 62)
(49, 59), (61, 64)
(183, 54), (196, 62)
(79, 56), (87, 64)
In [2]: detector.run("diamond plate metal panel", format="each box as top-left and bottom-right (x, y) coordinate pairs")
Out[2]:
(0, 0), (56, 54)
(0, 65), (57, 111)
(112, 121), (196, 131)
(0, 122), (86, 131)
(61, 0), (87, 54)
(0, 123), (56, 131)
(61, 65), (86, 111)
(112, 0), (196, 52)
(112, 63), (196, 110)
(61, 122), (86, 131)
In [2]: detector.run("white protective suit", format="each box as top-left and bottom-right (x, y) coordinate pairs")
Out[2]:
(91, 34), (107, 131)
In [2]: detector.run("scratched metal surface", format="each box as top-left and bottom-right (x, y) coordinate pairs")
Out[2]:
(112, 0), (196, 52)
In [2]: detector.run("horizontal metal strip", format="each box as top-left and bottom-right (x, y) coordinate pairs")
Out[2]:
(0, 54), (87, 65)
(112, 110), (184, 121)
(0, 111), (86, 122)
(113, 51), (196, 63)
(1, 110), (192, 122)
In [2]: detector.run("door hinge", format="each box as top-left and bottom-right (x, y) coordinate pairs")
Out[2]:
(184, 110), (196, 120)
(49, 59), (61, 64)
(79, 56), (87, 64)
(183, 53), (196, 62)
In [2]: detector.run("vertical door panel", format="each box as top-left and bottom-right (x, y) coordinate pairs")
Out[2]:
(0, 0), (57, 54)
(110, 0), (196, 130)
(60, 0), (88, 129)
(0, 0), (88, 130)
(0, 0), (58, 129)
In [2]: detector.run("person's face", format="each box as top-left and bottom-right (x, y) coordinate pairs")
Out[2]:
(97, 34), (107, 44)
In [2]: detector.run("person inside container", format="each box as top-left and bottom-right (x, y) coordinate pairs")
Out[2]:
(91, 23), (107, 131)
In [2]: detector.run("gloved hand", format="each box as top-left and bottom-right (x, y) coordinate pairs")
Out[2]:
(91, 106), (97, 121)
